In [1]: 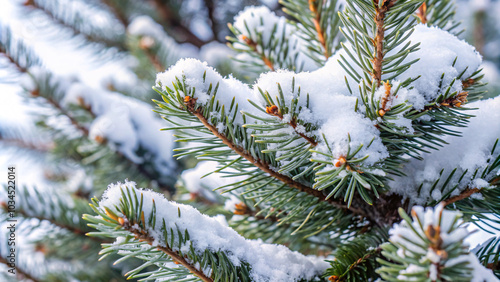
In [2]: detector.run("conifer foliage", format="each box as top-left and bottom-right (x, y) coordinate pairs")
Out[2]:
(1, 0), (500, 281)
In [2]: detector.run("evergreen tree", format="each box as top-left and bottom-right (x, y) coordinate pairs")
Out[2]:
(1, 0), (500, 281)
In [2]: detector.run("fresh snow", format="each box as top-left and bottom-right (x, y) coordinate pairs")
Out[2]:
(389, 96), (500, 204)
(156, 23), (484, 173)
(180, 161), (238, 203)
(100, 181), (329, 282)
(254, 70), (389, 165)
(128, 15), (198, 59)
(392, 24), (482, 103)
(156, 58), (257, 125)
(63, 82), (176, 173)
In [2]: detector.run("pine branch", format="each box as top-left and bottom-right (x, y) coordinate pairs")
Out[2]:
(264, 105), (317, 146)
(444, 187), (482, 206)
(154, 60), (397, 228)
(120, 218), (213, 282)
(227, 6), (310, 73)
(23, 0), (127, 52)
(184, 98), (364, 215)
(85, 182), (326, 281)
(281, 0), (342, 64)
(0, 136), (52, 153)
(339, 0), (422, 88)
(378, 204), (484, 281)
(0, 35), (85, 139)
(309, 0), (329, 59)
(237, 35), (275, 71)
(0, 28), (41, 73)
(127, 16), (190, 80)
(328, 249), (382, 281)
(152, 0), (207, 47)
(324, 228), (386, 281)
(143, 46), (164, 72)
(203, 0), (218, 40)
(0, 255), (39, 282)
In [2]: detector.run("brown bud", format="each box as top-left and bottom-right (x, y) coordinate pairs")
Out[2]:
(335, 156), (347, 167)
(139, 36), (155, 50)
(378, 109), (386, 117)
(31, 89), (40, 97)
(265, 105), (281, 117)
(234, 202), (251, 215)
(94, 135), (106, 144)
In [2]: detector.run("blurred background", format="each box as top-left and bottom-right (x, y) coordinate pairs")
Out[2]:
(0, 0), (499, 281)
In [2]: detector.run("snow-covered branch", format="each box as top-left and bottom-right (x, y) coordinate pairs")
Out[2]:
(85, 181), (329, 281)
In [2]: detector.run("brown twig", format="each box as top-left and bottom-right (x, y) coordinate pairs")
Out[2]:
(372, 0), (397, 87)
(182, 97), (367, 218)
(45, 97), (90, 136)
(309, 0), (329, 59)
(378, 81), (392, 117)
(0, 43), (28, 73)
(140, 41), (164, 72)
(153, 0), (207, 48)
(1, 203), (107, 243)
(100, 0), (129, 27)
(5, 53), (27, 73)
(265, 105), (318, 146)
(491, 176), (500, 186)
(0, 136), (52, 152)
(240, 35), (275, 71)
(203, 0), (218, 40)
(444, 187), (482, 206)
